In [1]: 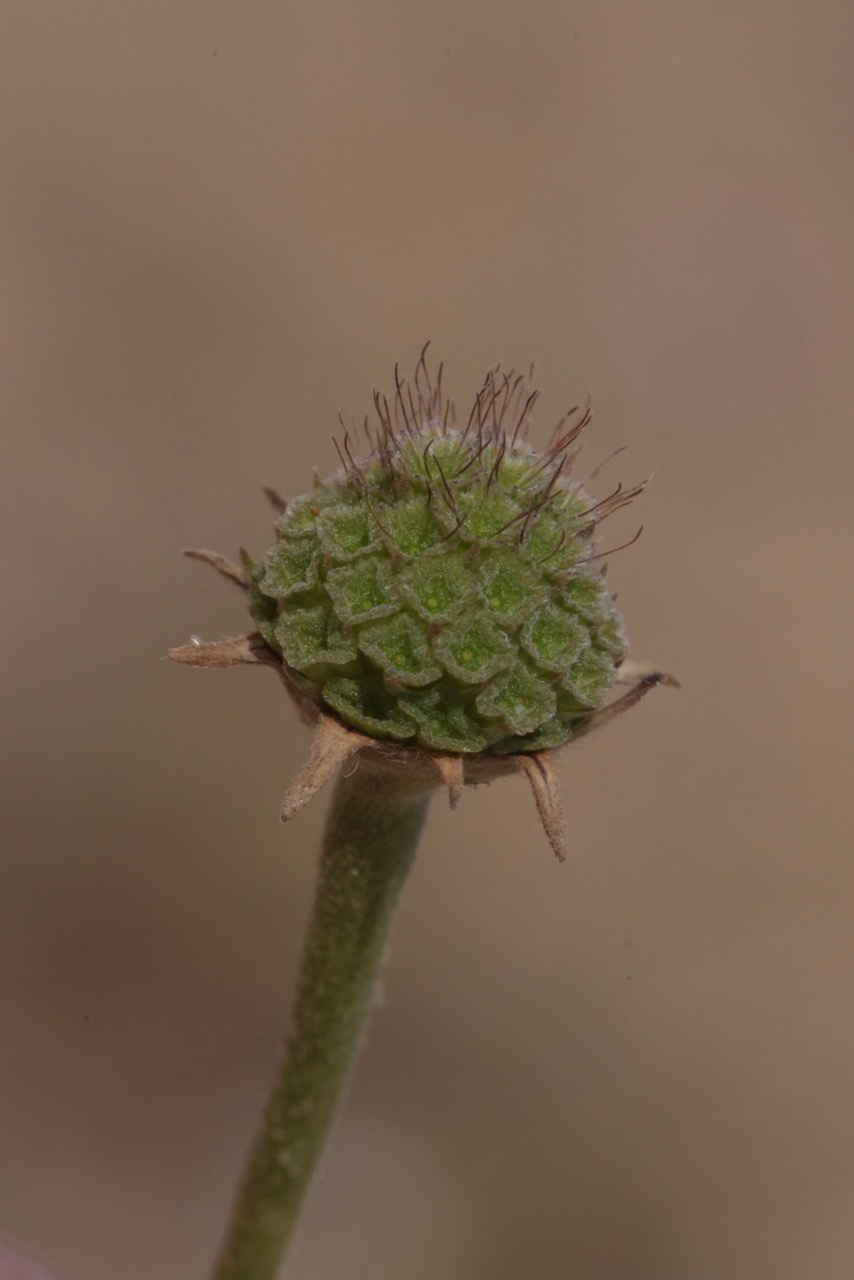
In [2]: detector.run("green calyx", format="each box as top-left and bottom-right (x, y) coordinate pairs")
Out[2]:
(247, 360), (635, 755)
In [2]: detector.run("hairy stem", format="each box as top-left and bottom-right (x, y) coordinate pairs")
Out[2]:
(211, 765), (432, 1280)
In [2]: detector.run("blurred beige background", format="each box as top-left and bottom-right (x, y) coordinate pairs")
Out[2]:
(2, 2), (853, 1278)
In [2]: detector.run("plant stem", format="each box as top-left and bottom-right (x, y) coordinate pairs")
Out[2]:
(211, 765), (432, 1280)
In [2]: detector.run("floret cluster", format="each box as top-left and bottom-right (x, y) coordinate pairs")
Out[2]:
(246, 359), (637, 755)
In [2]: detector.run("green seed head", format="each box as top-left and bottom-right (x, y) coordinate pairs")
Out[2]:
(246, 358), (637, 756)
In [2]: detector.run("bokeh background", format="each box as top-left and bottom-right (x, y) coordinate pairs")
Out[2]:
(2, 3), (853, 1278)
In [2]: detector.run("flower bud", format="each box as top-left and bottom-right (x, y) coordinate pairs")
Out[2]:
(244, 357), (638, 757)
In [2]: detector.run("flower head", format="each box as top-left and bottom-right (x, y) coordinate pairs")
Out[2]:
(171, 351), (673, 857)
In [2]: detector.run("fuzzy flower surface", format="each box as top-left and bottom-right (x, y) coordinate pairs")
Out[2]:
(242, 357), (641, 757)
